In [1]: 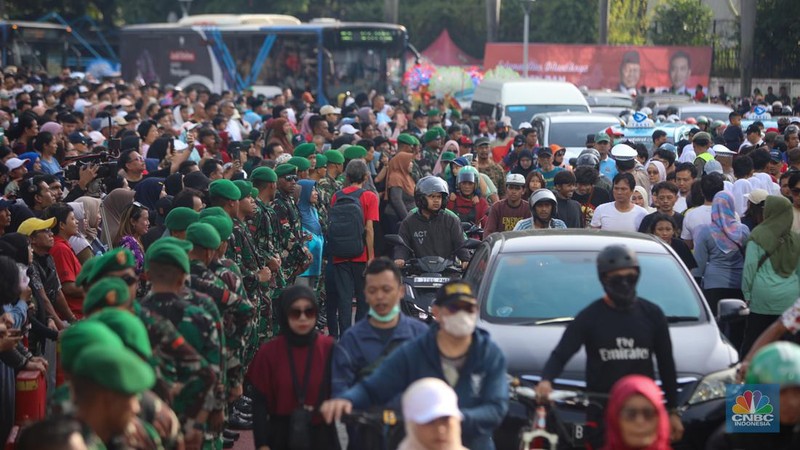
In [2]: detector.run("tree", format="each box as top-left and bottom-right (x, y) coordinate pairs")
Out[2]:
(608, 0), (649, 45)
(650, 0), (713, 46)
(753, 0), (800, 78)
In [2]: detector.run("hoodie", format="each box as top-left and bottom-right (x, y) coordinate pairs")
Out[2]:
(339, 324), (509, 450)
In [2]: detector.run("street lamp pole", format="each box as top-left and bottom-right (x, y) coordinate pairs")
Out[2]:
(521, 0), (536, 78)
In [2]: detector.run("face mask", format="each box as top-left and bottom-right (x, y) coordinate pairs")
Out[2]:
(441, 310), (477, 337)
(602, 274), (639, 309)
(368, 304), (400, 323)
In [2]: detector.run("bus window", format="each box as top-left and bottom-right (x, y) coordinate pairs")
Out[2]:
(237, 33), (318, 96)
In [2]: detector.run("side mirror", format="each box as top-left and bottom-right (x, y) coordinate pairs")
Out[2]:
(386, 234), (414, 254)
(717, 299), (749, 322)
(461, 238), (481, 250)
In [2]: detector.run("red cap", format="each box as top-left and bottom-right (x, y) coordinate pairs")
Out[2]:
(605, 126), (624, 137)
(458, 135), (473, 145)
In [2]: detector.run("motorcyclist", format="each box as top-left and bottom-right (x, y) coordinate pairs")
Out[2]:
(394, 176), (469, 269)
(447, 170), (489, 229)
(512, 189), (567, 230)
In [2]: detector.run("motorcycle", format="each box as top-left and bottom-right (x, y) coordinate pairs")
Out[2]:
(385, 234), (480, 322)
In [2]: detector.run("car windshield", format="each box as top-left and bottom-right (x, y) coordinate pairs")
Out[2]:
(548, 121), (619, 147)
(482, 251), (703, 323)
(505, 104), (590, 128)
(679, 110), (731, 122)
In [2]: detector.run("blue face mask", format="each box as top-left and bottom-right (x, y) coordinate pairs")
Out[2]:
(368, 304), (401, 323)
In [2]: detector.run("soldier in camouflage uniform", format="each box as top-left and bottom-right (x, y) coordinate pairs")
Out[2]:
(272, 164), (313, 286)
(141, 241), (226, 449)
(396, 133), (424, 182)
(74, 248), (216, 447)
(420, 129), (443, 177)
(474, 136), (507, 199)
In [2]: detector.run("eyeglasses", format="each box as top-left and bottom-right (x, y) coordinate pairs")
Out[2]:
(283, 175), (298, 182)
(443, 301), (477, 314)
(121, 274), (138, 286)
(619, 406), (658, 422)
(555, 150), (566, 156)
(288, 307), (316, 320)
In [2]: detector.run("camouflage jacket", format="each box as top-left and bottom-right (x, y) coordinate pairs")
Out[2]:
(420, 147), (439, 177)
(478, 161), (506, 198)
(253, 197), (286, 289)
(316, 174), (342, 236)
(272, 190), (310, 283)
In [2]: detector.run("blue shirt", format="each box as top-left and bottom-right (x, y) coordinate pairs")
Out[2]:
(513, 217), (567, 230)
(600, 158), (618, 180)
(39, 157), (62, 176)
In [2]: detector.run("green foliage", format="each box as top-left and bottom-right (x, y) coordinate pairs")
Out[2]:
(608, 0), (649, 45)
(650, 0), (713, 46)
(497, 0), (598, 47)
(754, 0), (800, 77)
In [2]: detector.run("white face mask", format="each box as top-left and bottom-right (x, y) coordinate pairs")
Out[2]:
(441, 310), (477, 337)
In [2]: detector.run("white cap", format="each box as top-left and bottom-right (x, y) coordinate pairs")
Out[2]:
(320, 105), (341, 116)
(173, 139), (188, 152)
(88, 131), (106, 145)
(518, 122), (532, 130)
(5, 158), (29, 171)
(182, 121), (201, 131)
(339, 124), (359, 135)
(402, 378), (463, 424)
(712, 144), (736, 155)
(118, 98), (134, 107)
(611, 143), (637, 160)
(744, 189), (769, 205)
(506, 173), (526, 185)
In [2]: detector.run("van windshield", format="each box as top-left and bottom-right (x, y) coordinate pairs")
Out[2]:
(506, 104), (590, 128)
(548, 121), (619, 147)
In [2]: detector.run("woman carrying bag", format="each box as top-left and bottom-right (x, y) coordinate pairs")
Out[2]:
(247, 286), (339, 450)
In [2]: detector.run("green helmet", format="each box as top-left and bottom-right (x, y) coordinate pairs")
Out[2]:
(710, 120), (725, 130)
(745, 342), (800, 387)
(696, 115), (710, 125)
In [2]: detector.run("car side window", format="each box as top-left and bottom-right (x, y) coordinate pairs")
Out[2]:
(465, 243), (490, 289)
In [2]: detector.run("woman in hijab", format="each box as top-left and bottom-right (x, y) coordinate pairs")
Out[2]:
(433, 140), (459, 176)
(101, 188), (136, 249)
(511, 149), (536, 179)
(146, 136), (172, 164)
(266, 118), (294, 154)
(602, 375), (671, 450)
(66, 202), (94, 264)
(133, 177), (165, 212)
(694, 191), (749, 314)
(646, 160), (667, 186)
(247, 285), (338, 450)
(741, 195), (800, 356)
(632, 186), (656, 213)
(17, 152), (41, 172)
(74, 196), (106, 257)
(297, 180), (324, 290)
(384, 152), (417, 234)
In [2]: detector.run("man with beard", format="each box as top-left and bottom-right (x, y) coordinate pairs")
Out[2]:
(536, 245), (683, 448)
(513, 189), (566, 230)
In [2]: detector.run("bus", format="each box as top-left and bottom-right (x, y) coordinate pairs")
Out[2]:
(120, 14), (410, 104)
(0, 21), (72, 75)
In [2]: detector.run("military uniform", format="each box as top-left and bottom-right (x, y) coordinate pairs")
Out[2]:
(272, 189), (311, 285)
(478, 161), (506, 199)
(420, 147), (439, 177)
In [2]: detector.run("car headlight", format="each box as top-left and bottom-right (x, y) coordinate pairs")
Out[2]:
(686, 366), (737, 405)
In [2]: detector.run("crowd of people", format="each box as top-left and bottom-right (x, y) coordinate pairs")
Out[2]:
(0, 63), (799, 450)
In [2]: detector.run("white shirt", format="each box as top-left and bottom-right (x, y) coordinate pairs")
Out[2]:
(590, 202), (648, 232)
(678, 145), (696, 163)
(674, 195), (688, 214)
(680, 204), (712, 241)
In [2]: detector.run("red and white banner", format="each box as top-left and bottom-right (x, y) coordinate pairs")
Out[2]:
(484, 43), (712, 94)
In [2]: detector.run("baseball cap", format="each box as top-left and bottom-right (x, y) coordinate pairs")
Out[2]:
(506, 173), (525, 185)
(518, 122), (532, 130)
(744, 189), (768, 205)
(605, 127), (624, 138)
(320, 105), (341, 116)
(0, 199), (14, 210)
(595, 132), (611, 143)
(435, 280), (477, 306)
(770, 149), (782, 163)
(458, 135), (473, 146)
(339, 124), (359, 135)
(5, 158), (29, 171)
(68, 132), (91, 145)
(538, 147), (553, 157)
(692, 132), (713, 143)
(18, 217), (56, 236)
(402, 378), (463, 424)
(474, 137), (490, 147)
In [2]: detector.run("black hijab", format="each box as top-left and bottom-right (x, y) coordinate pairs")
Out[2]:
(279, 285), (318, 347)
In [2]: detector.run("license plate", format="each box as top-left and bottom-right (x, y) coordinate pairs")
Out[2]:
(571, 424), (584, 445)
(412, 277), (450, 285)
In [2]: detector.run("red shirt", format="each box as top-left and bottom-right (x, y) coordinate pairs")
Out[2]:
(49, 235), (83, 319)
(330, 186), (379, 263)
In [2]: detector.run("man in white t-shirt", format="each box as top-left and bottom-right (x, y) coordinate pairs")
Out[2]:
(681, 172), (724, 249)
(673, 162), (697, 214)
(590, 173), (648, 232)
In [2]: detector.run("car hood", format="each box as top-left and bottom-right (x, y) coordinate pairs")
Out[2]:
(480, 319), (736, 383)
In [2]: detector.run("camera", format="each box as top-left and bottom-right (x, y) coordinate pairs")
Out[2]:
(64, 152), (118, 181)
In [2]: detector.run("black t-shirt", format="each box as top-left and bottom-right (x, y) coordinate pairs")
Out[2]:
(638, 211), (684, 235)
(541, 298), (678, 408)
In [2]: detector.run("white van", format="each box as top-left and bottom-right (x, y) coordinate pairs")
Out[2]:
(471, 79), (590, 128)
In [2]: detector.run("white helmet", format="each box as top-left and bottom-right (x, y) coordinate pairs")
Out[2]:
(529, 188), (558, 214)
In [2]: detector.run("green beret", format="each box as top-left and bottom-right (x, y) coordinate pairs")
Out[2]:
(397, 134), (416, 146)
(275, 164), (298, 177)
(323, 150), (344, 165)
(91, 309), (152, 359)
(343, 145), (367, 160)
(165, 207), (200, 232)
(423, 129), (441, 144)
(315, 153), (328, 169)
(60, 321), (124, 373)
(72, 344), (155, 395)
(208, 179), (240, 201)
(233, 180), (254, 199)
(200, 215), (233, 241)
(450, 108), (462, 120)
(287, 156), (311, 172)
(411, 135), (421, 146)
(186, 222), (221, 250)
(441, 151), (457, 162)
(251, 166), (277, 183)
(293, 143), (317, 158)
(83, 277), (132, 316)
(431, 126), (447, 139)
(199, 206), (228, 220)
(427, 109), (440, 117)
(145, 242), (190, 274)
(149, 236), (193, 253)
(78, 248), (135, 287)
(251, 188), (259, 198)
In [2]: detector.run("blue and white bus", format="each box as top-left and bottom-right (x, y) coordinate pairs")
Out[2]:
(0, 21), (72, 74)
(120, 14), (410, 104)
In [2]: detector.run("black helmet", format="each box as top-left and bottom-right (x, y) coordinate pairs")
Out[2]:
(597, 244), (639, 277)
(415, 176), (449, 212)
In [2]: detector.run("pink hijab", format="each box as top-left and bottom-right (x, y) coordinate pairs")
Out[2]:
(602, 375), (671, 450)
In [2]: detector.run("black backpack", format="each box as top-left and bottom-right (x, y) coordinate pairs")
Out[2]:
(327, 188), (366, 258)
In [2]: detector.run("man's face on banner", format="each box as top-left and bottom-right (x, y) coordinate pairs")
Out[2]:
(621, 62), (640, 89)
(670, 55), (691, 90)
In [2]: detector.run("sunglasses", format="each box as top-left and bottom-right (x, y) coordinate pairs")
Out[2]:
(619, 406), (658, 422)
(288, 307), (316, 320)
(444, 301), (477, 314)
(283, 175), (298, 182)
(121, 274), (138, 286)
